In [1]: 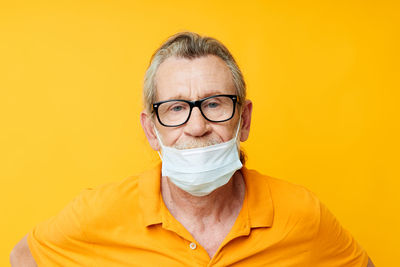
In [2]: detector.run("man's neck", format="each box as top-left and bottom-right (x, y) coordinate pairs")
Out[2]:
(161, 171), (245, 223)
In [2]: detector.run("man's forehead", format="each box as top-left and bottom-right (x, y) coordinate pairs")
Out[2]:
(155, 55), (236, 101)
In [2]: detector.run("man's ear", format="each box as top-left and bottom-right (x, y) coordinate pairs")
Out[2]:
(140, 111), (161, 151)
(239, 99), (253, 142)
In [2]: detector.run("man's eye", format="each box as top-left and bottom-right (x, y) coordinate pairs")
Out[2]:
(207, 102), (219, 108)
(171, 105), (185, 112)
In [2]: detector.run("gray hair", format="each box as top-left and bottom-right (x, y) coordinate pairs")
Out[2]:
(143, 32), (246, 114)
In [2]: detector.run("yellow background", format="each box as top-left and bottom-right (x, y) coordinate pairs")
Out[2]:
(1, 0), (399, 265)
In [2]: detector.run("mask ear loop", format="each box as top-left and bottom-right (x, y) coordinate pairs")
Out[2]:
(234, 117), (242, 140)
(153, 126), (164, 160)
(235, 107), (245, 163)
(233, 116), (242, 160)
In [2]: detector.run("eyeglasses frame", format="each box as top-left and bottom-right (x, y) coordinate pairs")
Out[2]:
(152, 94), (238, 127)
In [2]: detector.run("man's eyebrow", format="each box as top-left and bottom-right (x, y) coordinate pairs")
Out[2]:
(162, 90), (232, 101)
(200, 91), (231, 98)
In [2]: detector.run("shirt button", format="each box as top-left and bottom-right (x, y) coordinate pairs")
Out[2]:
(189, 242), (197, 250)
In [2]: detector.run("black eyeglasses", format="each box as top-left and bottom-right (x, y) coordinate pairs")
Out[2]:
(152, 94), (238, 127)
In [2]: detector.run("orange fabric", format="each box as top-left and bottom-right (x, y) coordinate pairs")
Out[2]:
(28, 164), (368, 266)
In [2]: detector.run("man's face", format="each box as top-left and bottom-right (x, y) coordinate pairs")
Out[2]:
(153, 55), (240, 149)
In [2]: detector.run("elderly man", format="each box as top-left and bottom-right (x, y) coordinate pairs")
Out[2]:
(11, 32), (374, 266)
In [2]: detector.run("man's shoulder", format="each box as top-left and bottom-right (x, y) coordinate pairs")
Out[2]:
(82, 174), (140, 203)
(66, 167), (161, 236)
(71, 175), (139, 220)
(246, 168), (321, 218)
(74, 167), (159, 220)
(83, 165), (159, 198)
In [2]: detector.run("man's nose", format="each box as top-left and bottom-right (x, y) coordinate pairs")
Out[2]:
(184, 107), (209, 137)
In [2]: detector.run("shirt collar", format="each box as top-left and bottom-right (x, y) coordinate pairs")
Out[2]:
(241, 166), (274, 228)
(138, 163), (163, 226)
(139, 163), (274, 229)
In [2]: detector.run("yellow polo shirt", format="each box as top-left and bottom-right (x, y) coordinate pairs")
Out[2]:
(28, 164), (368, 266)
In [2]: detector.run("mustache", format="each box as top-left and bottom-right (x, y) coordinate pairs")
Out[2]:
(173, 137), (221, 150)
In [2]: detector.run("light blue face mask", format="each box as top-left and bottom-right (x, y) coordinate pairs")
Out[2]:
(155, 119), (243, 197)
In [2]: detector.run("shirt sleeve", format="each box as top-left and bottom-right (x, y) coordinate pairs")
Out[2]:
(311, 201), (369, 267)
(27, 188), (94, 266)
